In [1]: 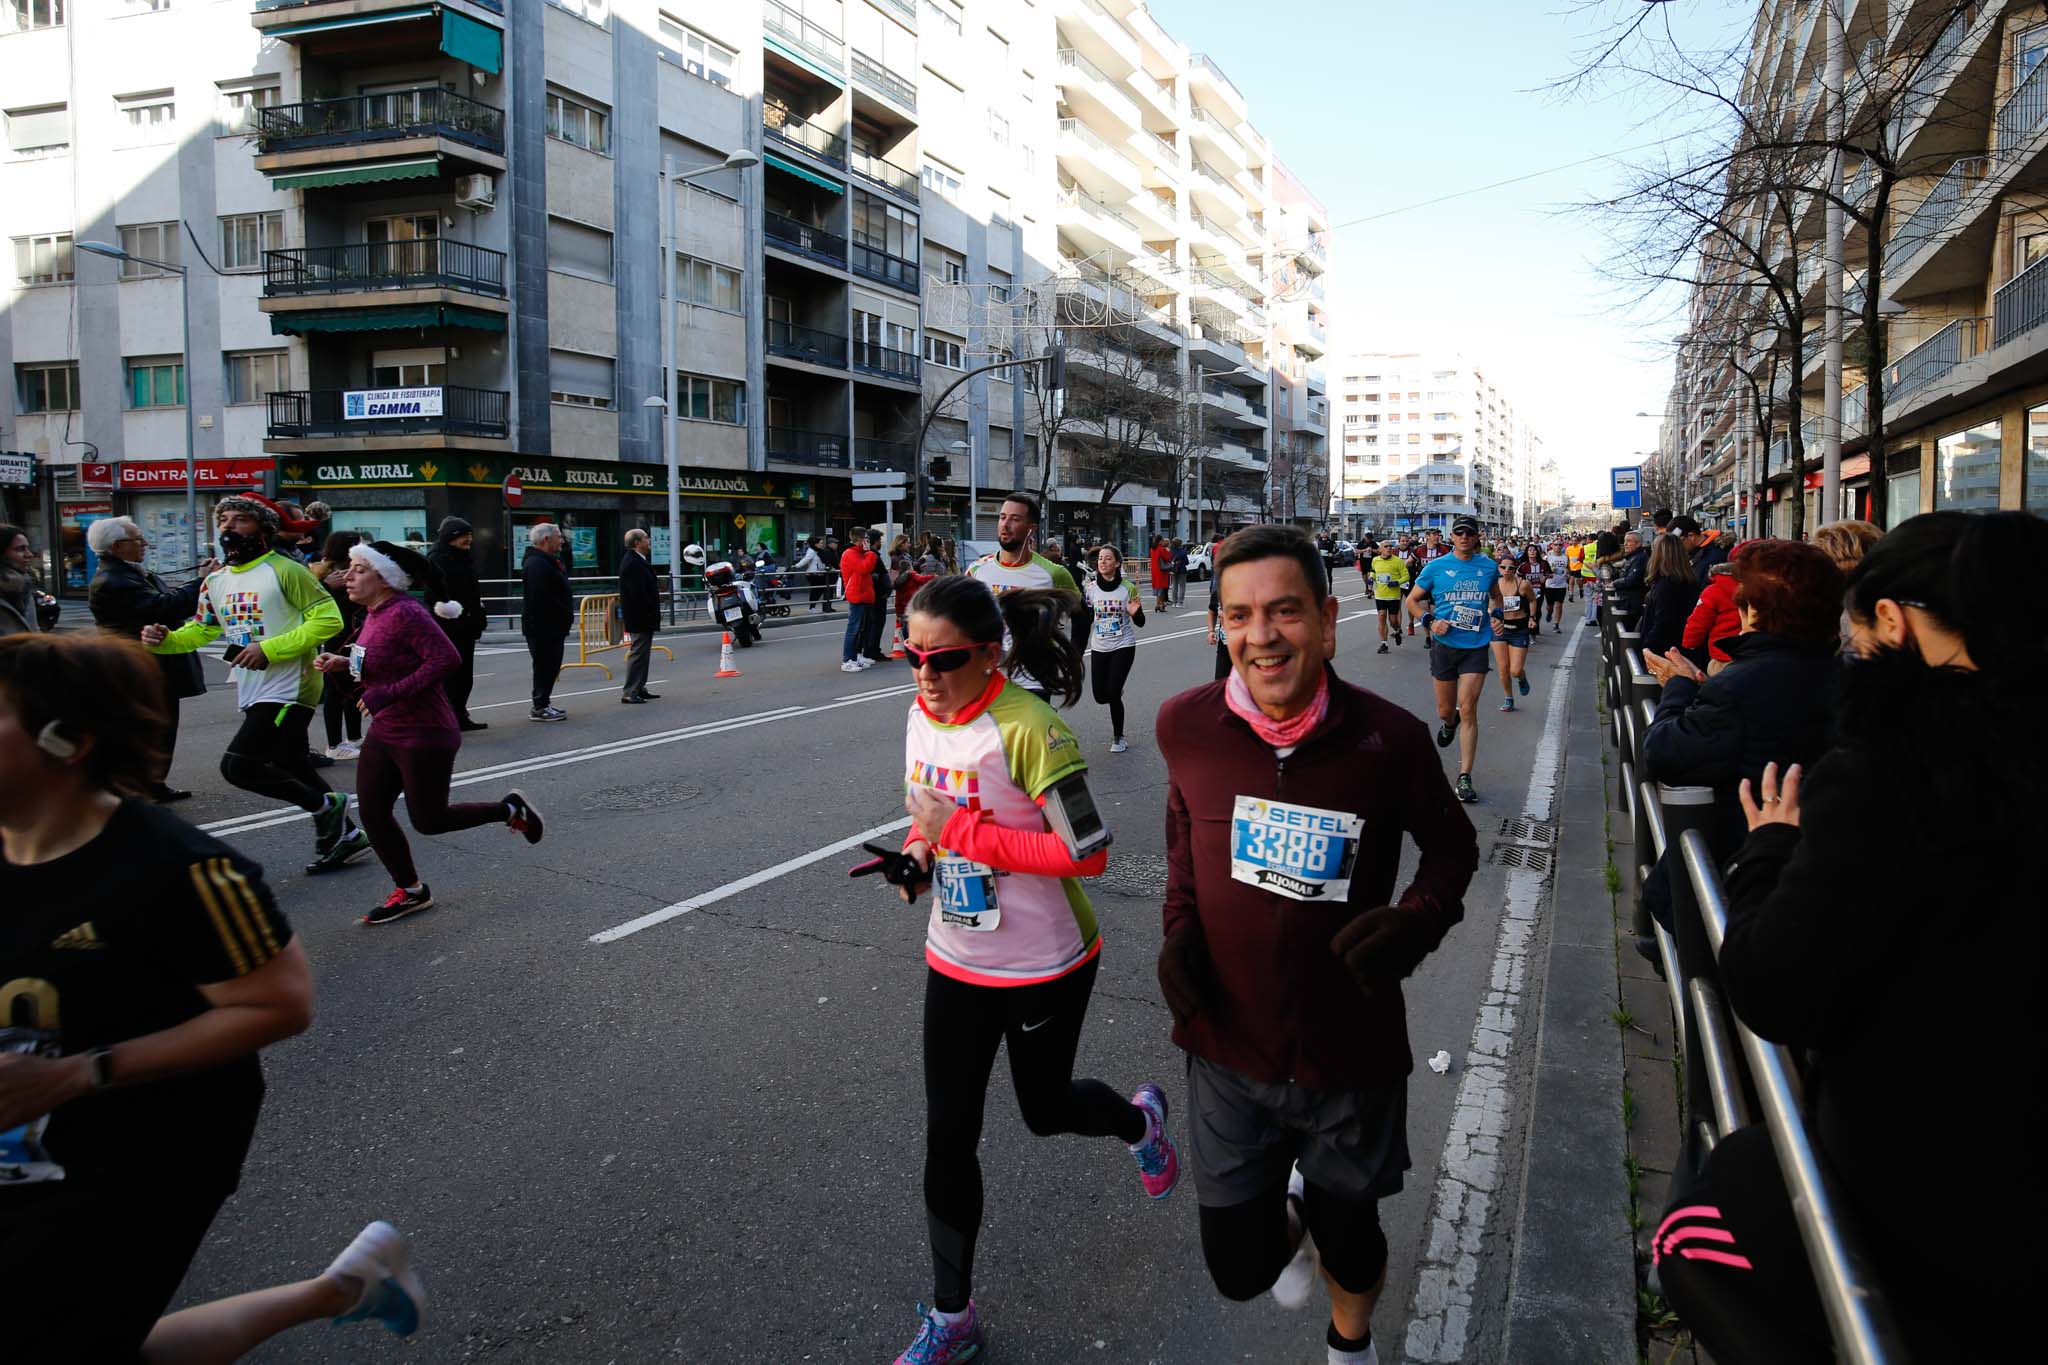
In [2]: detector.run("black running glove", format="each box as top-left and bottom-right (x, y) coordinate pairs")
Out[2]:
(1156, 919), (1216, 1027)
(1330, 905), (1433, 992)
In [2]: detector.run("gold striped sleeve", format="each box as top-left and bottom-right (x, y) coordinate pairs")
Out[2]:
(187, 860), (252, 976)
(215, 858), (282, 961)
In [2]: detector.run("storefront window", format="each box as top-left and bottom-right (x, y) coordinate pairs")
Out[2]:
(1886, 471), (1920, 528)
(326, 508), (430, 549)
(2028, 404), (2048, 514)
(1933, 420), (2001, 511)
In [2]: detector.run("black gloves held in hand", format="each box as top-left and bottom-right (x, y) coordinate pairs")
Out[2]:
(1156, 920), (1215, 1028)
(1330, 904), (1432, 993)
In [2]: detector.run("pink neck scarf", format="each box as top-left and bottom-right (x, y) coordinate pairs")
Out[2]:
(1224, 667), (1330, 749)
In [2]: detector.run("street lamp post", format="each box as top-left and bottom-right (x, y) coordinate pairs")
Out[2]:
(1190, 361), (1255, 544)
(655, 148), (759, 612)
(78, 239), (199, 563)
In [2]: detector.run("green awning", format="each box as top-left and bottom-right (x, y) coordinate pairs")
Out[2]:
(270, 158), (442, 191)
(763, 152), (843, 194)
(270, 304), (507, 336)
(441, 10), (502, 75)
(266, 6), (434, 38)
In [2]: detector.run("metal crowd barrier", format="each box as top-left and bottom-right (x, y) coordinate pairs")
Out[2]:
(562, 593), (676, 682)
(1617, 673), (1906, 1362)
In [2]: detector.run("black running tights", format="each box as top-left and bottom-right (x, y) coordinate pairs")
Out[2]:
(1089, 646), (1136, 739)
(355, 737), (509, 888)
(922, 958), (1145, 1311)
(221, 702), (330, 813)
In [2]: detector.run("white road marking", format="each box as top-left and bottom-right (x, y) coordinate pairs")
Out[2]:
(469, 679), (671, 712)
(589, 816), (915, 944)
(1400, 617), (1587, 1364)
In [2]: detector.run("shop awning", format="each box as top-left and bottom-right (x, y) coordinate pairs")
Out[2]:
(265, 6), (435, 39)
(763, 152), (843, 194)
(269, 304), (507, 335)
(441, 10), (502, 75)
(270, 158), (442, 191)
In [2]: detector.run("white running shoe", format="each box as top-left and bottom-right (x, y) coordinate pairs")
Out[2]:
(841, 660), (861, 672)
(1271, 1163), (1320, 1309)
(325, 741), (360, 761)
(1110, 737), (1130, 753)
(326, 1220), (426, 1337)
(856, 657), (876, 669)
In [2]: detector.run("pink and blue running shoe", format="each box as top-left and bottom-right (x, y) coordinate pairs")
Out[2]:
(894, 1301), (982, 1364)
(1130, 1083), (1180, 1199)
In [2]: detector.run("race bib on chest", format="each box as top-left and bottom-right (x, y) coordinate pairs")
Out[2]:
(1502, 594), (1523, 612)
(1376, 572), (1394, 587)
(1229, 796), (1363, 902)
(1450, 603), (1485, 632)
(936, 855), (1002, 931)
(347, 643), (366, 681)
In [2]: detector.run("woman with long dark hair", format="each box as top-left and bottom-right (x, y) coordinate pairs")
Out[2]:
(1656, 512), (2048, 1364)
(1083, 544), (1146, 751)
(1636, 533), (1701, 658)
(876, 574), (1177, 1365)
(0, 632), (425, 1359)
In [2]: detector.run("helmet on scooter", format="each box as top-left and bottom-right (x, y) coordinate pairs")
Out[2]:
(682, 543), (707, 568)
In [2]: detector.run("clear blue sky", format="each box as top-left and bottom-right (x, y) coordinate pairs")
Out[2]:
(1149, 0), (1741, 498)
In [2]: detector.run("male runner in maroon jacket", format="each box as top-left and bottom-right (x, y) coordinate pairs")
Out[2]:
(1156, 524), (1478, 1365)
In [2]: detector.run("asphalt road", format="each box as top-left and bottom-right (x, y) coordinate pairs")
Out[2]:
(162, 578), (1583, 1363)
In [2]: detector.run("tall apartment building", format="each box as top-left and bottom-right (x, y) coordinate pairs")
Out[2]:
(1, 0), (1330, 594)
(1659, 0), (2048, 535)
(1331, 351), (1536, 535)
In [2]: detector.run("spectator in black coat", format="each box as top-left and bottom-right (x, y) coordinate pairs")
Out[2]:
(617, 529), (661, 705)
(521, 523), (574, 721)
(1608, 530), (1650, 617)
(1635, 539), (1844, 939)
(1635, 533), (1701, 659)
(426, 516), (488, 731)
(85, 515), (209, 801)
(1657, 511), (2047, 1365)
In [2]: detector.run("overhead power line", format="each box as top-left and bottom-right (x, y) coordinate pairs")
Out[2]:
(1328, 131), (1702, 232)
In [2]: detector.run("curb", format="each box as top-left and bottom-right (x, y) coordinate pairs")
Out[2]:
(1499, 653), (1637, 1362)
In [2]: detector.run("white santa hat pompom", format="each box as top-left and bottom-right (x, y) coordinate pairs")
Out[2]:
(434, 599), (463, 620)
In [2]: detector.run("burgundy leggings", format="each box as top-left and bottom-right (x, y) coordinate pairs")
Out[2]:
(355, 736), (507, 887)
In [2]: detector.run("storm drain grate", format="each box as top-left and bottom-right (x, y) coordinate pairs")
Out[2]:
(1497, 817), (1558, 847)
(1488, 844), (1554, 873)
(578, 781), (704, 813)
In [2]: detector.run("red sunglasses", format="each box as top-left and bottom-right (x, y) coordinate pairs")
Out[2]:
(902, 642), (979, 672)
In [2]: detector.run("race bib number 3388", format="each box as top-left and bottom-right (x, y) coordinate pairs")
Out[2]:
(1229, 796), (1363, 902)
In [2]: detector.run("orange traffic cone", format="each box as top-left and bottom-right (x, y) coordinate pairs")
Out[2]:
(888, 620), (907, 659)
(714, 631), (742, 678)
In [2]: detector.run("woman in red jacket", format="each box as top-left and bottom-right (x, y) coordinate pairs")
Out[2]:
(1681, 540), (1755, 673)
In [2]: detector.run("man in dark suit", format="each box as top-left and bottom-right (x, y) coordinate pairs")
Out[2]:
(427, 516), (488, 731)
(522, 522), (574, 721)
(85, 515), (211, 801)
(617, 528), (661, 704)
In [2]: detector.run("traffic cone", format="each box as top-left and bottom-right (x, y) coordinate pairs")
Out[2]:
(888, 620), (907, 660)
(714, 631), (742, 678)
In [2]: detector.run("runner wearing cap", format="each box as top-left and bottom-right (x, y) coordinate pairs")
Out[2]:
(1405, 518), (1503, 804)
(1157, 525), (1479, 1364)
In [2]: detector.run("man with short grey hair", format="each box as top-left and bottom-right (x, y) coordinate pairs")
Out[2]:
(87, 516), (213, 801)
(522, 522), (573, 720)
(617, 528), (661, 704)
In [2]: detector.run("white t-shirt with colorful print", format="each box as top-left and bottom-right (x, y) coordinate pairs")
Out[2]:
(905, 678), (1101, 987)
(966, 550), (1078, 693)
(153, 552), (342, 710)
(1083, 575), (1141, 653)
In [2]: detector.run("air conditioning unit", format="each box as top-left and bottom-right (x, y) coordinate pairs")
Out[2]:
(453, 174), (496, 210)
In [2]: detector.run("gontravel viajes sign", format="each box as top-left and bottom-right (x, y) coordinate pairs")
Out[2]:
(343, 386), (444, 420)
(118, 457), (273, 489)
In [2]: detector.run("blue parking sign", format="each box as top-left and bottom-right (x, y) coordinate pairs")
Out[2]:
(1611, 466), (1642, 509)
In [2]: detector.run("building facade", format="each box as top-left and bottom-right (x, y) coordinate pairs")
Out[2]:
(1658, 0), (2048, 536)
(1331, 351), (1537, 536)
(3, 0), (1332, 594)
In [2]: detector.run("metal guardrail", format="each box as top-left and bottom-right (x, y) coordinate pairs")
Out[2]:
(1606, 597), (1907, 1363)
(764, 211), (847, 265)
(764, 106), (849, 166)
(262, 240), (508, 298)
(1058, 117), (1138, 172)
(1886, 316), (1990, 404)
(849, 241), (918, 291)
(850, 146), (918, 199)
(766, 319), (849, 368)
(765, 426), (848, 467)
(764, 0), (845, 69)
(852, 51), (917, 111)
(1889, 155), (1985, 265)
(1993, 252), (2048, 349)
(850, 339), (919, 382)
(256, 87), (504, 155)
(1997, 42), (2048, 167)
(267, 385), (509, 439)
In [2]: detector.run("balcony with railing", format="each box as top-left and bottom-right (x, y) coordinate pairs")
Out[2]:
(1187, 52), (1247, 113)
(763, 0), (845, 74)
(261, 240), (507, 302)
(1885, 316), (1991, 406)
(852, 51), (917, 112)
(255, 88), (504, 161)
(1061, 0), (1143, 70)
(1993, 252), (2048, 350)
(1187, 105), (1246, 167)
(765, 212), (847, 267)
(1057, 117), (1139, 191)
(850, 146), (918, 200)
(765, 426), (850, 468)
(1996, 43), (2048, 169)
(267, 385), (509, 442)
(871, 0), (916, 30)
(855, 437), (914, 473)
(851, 339), (920, 384)
(1055, 48), (1141, 130)
(766, 320), (849, 369)
(1889, 156), (1986, 267)
(850, 239), (918, 292)
(764, 106), (848, 168)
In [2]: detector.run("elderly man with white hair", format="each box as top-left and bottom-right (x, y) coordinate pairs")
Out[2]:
(86, 516), (213, 802)
(520, 521), (574, 721)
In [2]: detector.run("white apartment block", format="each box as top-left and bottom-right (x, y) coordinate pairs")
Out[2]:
(1332, 352), (1537, 535)
(1, 0), (1331, 593)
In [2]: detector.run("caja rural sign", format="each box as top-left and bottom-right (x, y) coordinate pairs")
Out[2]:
(280, 457), (811, 505)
